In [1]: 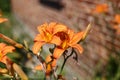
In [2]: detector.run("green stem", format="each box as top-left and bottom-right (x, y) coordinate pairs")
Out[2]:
(59, 48), (74, 74)
(73, 49), (78, 62)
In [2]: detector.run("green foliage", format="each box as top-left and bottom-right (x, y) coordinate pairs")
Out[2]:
(28, 71), (45, 80)
(0, 62), (7, 69)
(0, 0), (11, 13)
(6, 52), (21, 63)
(0, 13), (32, 44)
(95, 55), (120, 80)
(0, 22), (13, 38)
(0, 75), (13, 80)
(106, 57), (119, 79)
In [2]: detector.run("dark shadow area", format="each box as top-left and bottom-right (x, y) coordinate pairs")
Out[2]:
(0, 0), (11, 13)
(39, 0), (64, 10)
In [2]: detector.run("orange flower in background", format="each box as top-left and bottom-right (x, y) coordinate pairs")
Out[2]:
(112, 14), (120, 35)
(0, 43), (15, 65)
(113, 14), (120, 24)
(32, 22), (68, 54)
(113, 24), (120, 35)
(92, 3), (108, 14)
(0, 14), (8, 23)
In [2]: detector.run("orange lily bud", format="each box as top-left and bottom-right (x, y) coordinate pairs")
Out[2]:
(81, 23), (92, 41)
(13, 63), (28, 80)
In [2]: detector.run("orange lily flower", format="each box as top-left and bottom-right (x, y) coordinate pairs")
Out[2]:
(53, 24), (91, 59)
(35, 54), (57, 76)
(0, 43), (15, 65)
(32, 22), (68, 54)
(113, 14), (120, 24)
(92, 3), (108, 14)
(53, 29), (84, 59)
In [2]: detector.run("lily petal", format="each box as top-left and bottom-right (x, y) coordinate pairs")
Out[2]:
(37, 23), (48, 33)
(67, 29), (74, 40)
(0, 56), (9, 65)
(46, 55), (57, 67)
(51, 59), (57, 67)
(71, 44), (83, 54)
(34, 34), (44, 42)
(47, 22), (57, 33)
(51, 35), (61, 46)
(2, 46), (15, 55)
(70, 31), (84, 45)
(46, 55), (52, 63)
(0, 43), (6, 50)
(0, 18), (8, 23)
(53, 47), (65, 59)
(32, 42), (45, 54)
(53, 24), (68, 34)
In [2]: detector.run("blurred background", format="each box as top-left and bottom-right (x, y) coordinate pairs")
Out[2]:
(0, 0), (120, 80)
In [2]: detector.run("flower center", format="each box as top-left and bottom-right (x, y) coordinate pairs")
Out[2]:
(46, 32), (52, 42)
(55, 32), (69, 49)
(61, 40), (68, 49)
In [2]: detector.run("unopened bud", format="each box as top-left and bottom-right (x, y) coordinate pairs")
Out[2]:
(81, 23), (92, 41)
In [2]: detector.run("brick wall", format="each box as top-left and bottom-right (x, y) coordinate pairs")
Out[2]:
(11, 0), (120, 80)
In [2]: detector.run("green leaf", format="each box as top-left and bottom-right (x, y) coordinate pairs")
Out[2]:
(0, 62), (7, 68)
(6, 52), (21, 63)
